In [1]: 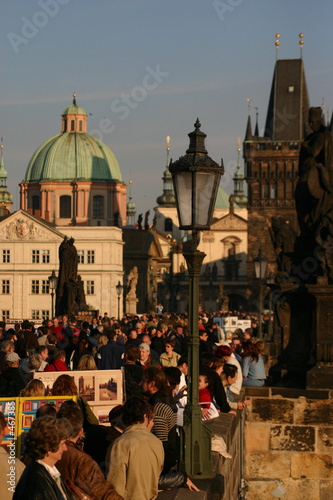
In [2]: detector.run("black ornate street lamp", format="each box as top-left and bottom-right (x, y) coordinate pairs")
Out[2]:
(253, 247), (268, 340)
(116, 281), (123, 322)
(169, 118), (223, 478)
(48, 270), (58, 319)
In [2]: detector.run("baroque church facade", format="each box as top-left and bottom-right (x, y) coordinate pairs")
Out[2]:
(0, 96), (125, 321)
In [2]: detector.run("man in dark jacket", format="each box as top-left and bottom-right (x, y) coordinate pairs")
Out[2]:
(0, 352), (27, 396)
(16, 321), (39, 358)
(56, 400), (122, 499)
(95, 331), (125, 370)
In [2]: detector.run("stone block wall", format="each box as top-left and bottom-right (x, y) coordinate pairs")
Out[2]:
(243, 387), (333, 500)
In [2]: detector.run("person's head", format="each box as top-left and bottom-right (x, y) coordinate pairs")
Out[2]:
(57, 400), (84, 440)
(24, 416), (72, 464)
(129, 329), (138, 340)
(215, 345), (232, 362)
(47, 320), (53, 329)
(121, 398), (149, 427)
(175, 325), (183, 337)
(36, 404), (57, 419)
(199, 331), (208, 342)
(142, 335), (151, 346)
(222, 363), (238, 386)
(244, 328), (252, 341)
(155, 328), (163, 338)
(165, 339), (175, 354)
(142, 367), (166, 395)
(109, 404), (124, 426)
(211, 357), (224, 376)
(139, 343), (150, 363)
(148, 326), (156, 336)
(177, 356), (188, 375)
(62, 315), (69, 325)
(54, 350), (66, 363)
(198, 373), (211, 392)
(77, 354), (97, 371)
(37, 346), (49, 361)
(98, 334), (109, 348)
(52, 375), (78, 396)
(1, 340), (15, 354)
(81, 321), (90, 333)
(20, 379), (45, 397)
(164, 367), (181, 394)
(28, 354), (42, 372)
(92, 317), (98, 326)
(135, 323), (142, 334)
(199, 352), (215, 367)
(231, 337), (241, 352)
(255, 340), (265, 355)
(53, 317), (59, 327)
(47, 333), (58, 346)
(125, 345), (140, 363)
(309, 106), (323, 132)
(5, 352), (20, 367)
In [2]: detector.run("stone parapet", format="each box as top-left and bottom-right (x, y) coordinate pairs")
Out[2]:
(243, 387), (333, 499)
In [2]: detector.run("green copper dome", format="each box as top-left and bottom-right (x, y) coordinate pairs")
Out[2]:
(215, 186), (240, 209)
(62, 102), (86, 116)
(24, 132), (122, 183)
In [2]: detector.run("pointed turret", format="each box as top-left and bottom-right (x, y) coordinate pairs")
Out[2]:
(254, 108), (259, 136)
(244, 99), (252, 141)
(233, 138), (247, 208)
(156, 136), (176, 206)
(126, 179), (136, 225)
(0, 139), (13, 215)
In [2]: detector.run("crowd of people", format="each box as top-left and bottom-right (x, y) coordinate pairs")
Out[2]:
(0, 309), (268, 499)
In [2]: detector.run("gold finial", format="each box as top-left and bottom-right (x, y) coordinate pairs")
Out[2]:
(299, 33), (303, 58)
(246, 98), (251, 116)
(166, 135), (170, 151)
(129, 179), (132, 185)
(73, 91), (76, 105)
(237, 137), (241, 152)
(0, 137), (3, 150)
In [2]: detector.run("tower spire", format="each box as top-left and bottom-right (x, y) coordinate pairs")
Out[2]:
(245, 99), (252, 141)
(254, 107), (259, 136)
(0, 138), (3, 168)
(126, 178), (136, 225)
(233, 137), (247, 208)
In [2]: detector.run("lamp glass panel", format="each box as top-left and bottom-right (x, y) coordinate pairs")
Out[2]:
(254, 260), (260, 279)
(195, 172), (215, 226)
(174, 171), (192, 227)
(260, 260), (268, 278)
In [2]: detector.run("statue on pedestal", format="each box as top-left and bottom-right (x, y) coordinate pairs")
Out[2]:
(294, 107), (333, 282)
(56, 237), (87, 316)
(126, 267), (139, 314)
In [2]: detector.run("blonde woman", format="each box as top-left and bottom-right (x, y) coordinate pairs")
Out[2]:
(76, 354), (97, 371)
(19, 379), (45, 397)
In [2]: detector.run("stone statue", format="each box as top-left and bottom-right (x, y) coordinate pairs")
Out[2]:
(270, 217), (296, 273)
(144, 210), (150, 231)
(56, 237), (87, 316)
(138, 214), (143, 230)
(294, 107), (333, 281)
(126, 266), (138, 299)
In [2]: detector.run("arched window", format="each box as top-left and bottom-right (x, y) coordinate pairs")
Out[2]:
(32, 195), (40, 211)
(271, 184), (277, 199)
(93, 195), (104, 219)
(60, 195), (71, 218)
(263, 183), (269, 199)
(165, 218), (173, 232)
(79, 120), (83, 132)
(71, 120), (75, 131)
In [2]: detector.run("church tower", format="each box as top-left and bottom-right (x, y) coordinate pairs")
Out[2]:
(233, 138), (247, 208)
(126, 179), (136, 226)
(0, 139), (13, 216)
(244, 35), (310, 277)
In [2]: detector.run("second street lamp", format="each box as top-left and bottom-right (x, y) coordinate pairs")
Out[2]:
(169, 118), (223, 478)
(116, 281), (123, 322)
(48, 270), (58, 319)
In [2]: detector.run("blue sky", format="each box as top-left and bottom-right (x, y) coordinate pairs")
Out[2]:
(2, 0), (333, 217)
